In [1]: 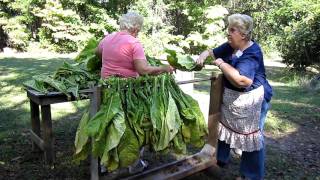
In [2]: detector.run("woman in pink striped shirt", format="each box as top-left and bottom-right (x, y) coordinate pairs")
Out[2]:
(96, 12), (174, 78)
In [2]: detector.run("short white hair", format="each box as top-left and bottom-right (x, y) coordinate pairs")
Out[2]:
(119, 12), (144, 33)
(228, 14), (253, 40)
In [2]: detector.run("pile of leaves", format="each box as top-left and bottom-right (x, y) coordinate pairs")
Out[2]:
(74, 74), (207, 171)
(23, 62), (99, 99)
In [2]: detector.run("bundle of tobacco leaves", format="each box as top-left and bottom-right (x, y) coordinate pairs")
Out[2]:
(74, 74), (207, 171)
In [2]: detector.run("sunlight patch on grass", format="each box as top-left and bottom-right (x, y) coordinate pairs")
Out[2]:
(269, 81), (289, 87)
(50, 100), (89, 120)
(265, 111), (298, 135)
(272, 99), (317, 109)
(0, 71), (20, 80)
(0, 89), (27, 109)
(51, 102), (79, 120)
(1, 94), (26, 107)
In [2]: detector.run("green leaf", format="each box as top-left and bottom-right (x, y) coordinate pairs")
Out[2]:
(165, 49), (203, 71)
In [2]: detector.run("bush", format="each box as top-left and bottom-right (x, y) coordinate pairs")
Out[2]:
(2, 16), (30, 51)
(273, 0), (320, 71)
(32, 0), (92, 53)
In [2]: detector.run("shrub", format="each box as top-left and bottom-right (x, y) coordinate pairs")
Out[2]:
(273, 0), (320, 71)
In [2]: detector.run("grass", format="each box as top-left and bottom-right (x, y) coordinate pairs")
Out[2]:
(0, 53), (320, 179)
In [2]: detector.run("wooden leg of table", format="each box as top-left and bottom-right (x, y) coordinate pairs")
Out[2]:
(30, 101), (41, 151)
(41, 104), (54, 165)
(90, 148), (100, 180)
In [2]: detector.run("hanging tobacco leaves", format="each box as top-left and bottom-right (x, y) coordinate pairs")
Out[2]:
(74, 74), (207, 171)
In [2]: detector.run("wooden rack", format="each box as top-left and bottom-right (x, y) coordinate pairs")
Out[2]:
(88, 73), (223, 180)
(25, 73), (223, 179)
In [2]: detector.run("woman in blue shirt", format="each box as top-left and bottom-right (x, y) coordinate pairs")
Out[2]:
(197, 14), (272, 180)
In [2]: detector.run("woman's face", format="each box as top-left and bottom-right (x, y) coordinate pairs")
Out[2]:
(227, 26), (244, 49)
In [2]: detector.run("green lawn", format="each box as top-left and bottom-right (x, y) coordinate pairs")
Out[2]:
(0, 53), (319, 179)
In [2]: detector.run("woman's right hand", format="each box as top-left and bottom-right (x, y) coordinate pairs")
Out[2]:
(162, 65), (175, 73)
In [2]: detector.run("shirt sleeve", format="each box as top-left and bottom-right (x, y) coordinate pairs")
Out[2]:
(132, 42), (147, 61)
(213, 42), (234, 59)
(235, 55), (258, 80)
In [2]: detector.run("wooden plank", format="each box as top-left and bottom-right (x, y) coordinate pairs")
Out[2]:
(207, 73), (223, 148)
(122, 153), (216, 180)
(30, 100), (41, 151)
(26, 89), (91, 105)
(41, 104), (54, 165)
(29, 129), (44, 151)
(176, 77), (215, 85)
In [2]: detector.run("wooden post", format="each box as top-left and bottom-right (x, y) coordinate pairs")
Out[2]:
(90, 86), (101, 180)
(41, 104), (54, 165)
(207, 73), (223, 149)
(30, 100), (41, 151)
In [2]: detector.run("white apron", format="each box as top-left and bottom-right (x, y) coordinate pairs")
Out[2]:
(218, 86), (264, 152)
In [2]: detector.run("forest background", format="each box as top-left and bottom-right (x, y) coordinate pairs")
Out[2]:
(1, 0), (319, 71)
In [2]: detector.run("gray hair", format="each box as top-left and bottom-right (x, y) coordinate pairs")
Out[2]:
(119, 12), (144, 33)
(228, 14), (253, 40)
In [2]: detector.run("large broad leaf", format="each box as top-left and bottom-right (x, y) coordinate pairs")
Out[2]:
(75, 38), (101, 72)
(73, 109), (91, 163)
(86, 90), (122, 138)
(100, 112), (126, 171)
(23, 79), (49, 93)
(165, 49), (203, 71)
(117, 121), (140, 168)
(155, 92), (181, 151)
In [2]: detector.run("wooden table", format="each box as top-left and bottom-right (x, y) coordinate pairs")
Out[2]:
(26, 89), (92, 165)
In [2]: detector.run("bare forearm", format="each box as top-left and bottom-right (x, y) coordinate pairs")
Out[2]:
(140, 66), (167, 75)
(134, 60), (173, 75)
(215, 59), (252, 88)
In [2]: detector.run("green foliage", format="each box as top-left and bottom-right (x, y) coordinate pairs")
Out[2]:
(31, 0), (92, 52)
(2, 0), (319, 72)
(271, 0), (320, 71)
(220, 0), (281, 53)
(75, 37), (101, 73)
(165, 49), (202, 71)
(185, 5), (228, 54)
(24, 61), (99, 99)
(1, 16), (30, 50)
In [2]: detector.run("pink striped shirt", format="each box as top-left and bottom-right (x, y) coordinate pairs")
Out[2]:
(98, 31), (147, 78)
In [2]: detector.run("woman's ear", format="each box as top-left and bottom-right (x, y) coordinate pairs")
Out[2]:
(241, 33), (246, 40)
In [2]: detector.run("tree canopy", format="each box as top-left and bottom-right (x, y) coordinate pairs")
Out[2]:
(0, 0), (319, 71)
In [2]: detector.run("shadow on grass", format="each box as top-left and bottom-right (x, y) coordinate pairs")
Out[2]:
(0, 110), (90, 180)
(0, 56), (90, 179)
